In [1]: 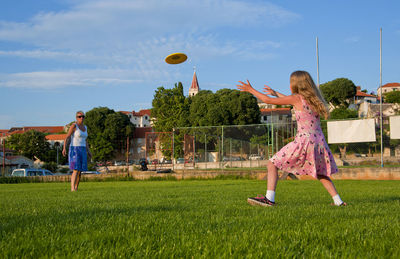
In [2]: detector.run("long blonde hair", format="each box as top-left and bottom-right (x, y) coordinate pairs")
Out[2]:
(290, 71), (329, 119)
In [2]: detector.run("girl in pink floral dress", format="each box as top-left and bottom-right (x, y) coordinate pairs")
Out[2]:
(237, 71), (346, 207)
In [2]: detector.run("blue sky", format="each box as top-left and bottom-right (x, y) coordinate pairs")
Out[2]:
(0, 0), (399, 129)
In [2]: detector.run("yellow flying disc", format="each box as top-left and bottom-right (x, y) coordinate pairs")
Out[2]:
(165, 53), (187, 64)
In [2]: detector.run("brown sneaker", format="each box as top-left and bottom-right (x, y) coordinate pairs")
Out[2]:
(247, 195), (275, 207)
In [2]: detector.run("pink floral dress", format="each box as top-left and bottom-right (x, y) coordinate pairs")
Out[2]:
(270, 96), (338, 178)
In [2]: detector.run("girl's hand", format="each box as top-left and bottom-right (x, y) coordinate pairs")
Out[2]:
(263, 85), (278, 97)
(237, 80), (254, 92)
(62, 148), (66, 157)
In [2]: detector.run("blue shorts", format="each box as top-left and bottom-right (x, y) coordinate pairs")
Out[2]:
(69, 146), (88, 171)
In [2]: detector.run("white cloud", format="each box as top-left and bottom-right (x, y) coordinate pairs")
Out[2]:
(0, 0), (299, 49)
(0, 0), (298, 89)
(0, 70), (144, 89)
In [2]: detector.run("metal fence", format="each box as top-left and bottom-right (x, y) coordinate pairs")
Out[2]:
(168, 116), (400, 169)
(2, 116), (399, 175)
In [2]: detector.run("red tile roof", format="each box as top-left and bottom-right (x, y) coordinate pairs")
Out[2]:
(260, 108), (292, 115)
(45, 134), (68, 141)
(381, 82), (400, 88)
(9, 126), (64, 134)
(356, 91), (377, 98)
(132, 109), (151, 117)
(118, 109), (151, 117)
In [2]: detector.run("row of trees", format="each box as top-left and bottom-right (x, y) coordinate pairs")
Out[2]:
(6, 77), (398, 167)
(151, 82), (261, 132)
(320, 77), (400, 119)
(6, 107), (135, 170)
(151, 83), (261, 159)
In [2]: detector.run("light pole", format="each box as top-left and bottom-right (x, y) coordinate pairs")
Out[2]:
(379, 28), (383, 167)
(316, 37), (320, 87)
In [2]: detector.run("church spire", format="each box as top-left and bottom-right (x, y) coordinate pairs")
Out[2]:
(189, 67), (199, 97)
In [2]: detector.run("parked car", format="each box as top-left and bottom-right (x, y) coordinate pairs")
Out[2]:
(176, 158), (185, 164)
(11, 168), (54, 177)
(162, 159), (172, 164)
(223, 156), (243, 161)
(151, 159), (159, 165)
(248, 154), (263, 160)
(114, 161), (125, 166)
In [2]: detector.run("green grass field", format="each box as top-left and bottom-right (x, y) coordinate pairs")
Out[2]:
(1, 179), (400, 258)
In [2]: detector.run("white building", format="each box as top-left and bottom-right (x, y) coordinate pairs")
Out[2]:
(260, 108), (293, 124)
(354, 86), (378, 104)
(377, 82), (400, 96)
(120, 109), (152, 128)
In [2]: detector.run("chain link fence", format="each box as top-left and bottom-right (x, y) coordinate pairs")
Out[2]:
(168, 116), (399, 169)
(2, 116), (399, 175)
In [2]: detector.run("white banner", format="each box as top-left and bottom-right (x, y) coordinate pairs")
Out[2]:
(327, 119), (376, 144)
(390, 116), (400, 139)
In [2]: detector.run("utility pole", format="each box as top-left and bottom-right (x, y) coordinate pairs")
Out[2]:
(2, 133), (5, 176)
(126, 136), (130, 175)
(316, 37), (320, 87)
(379, 28), (384, 168)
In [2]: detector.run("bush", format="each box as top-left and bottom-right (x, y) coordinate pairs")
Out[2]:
(330, 107), (358, 119)
(43, 162), (58, 173)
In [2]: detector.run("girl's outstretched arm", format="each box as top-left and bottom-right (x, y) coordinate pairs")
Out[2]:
(263, 85), (287, 97)
(237, 80), (300, 107)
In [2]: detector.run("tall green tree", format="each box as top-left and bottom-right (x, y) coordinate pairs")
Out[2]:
(189, 89), (260, 126)
(6, 130), (50, 161)
(320, 78), (357, 108)
(85, 107), (135, 162)
(151, 82), (190, 131)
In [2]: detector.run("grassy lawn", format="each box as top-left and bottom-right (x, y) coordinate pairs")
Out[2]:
(1, 180), (400, 258)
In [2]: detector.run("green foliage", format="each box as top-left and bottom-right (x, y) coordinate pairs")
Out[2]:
(320, 78), (357, 108)
(384, 91), (400, 103)
(45, 143), (68, 165)
(5, 130), (50, 161)
(189, 89), (260, 126)
(42, 161), (58, 172)
(151, 82), (190, 132)
(330, 107), (358, 119)
(152, 84), (260, 159)
(1, 181), (400, 258)
(85, 107), (135, 162)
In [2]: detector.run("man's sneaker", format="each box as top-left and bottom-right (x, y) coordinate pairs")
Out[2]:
(247, 195), (275, 207)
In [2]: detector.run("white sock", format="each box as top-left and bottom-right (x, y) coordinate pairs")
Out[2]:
(332, 194), (343, 206)
(266, 190), (275, 202)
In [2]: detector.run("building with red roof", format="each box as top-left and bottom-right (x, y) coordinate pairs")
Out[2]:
(119, 109), (152, 128)
(355, 86), (378, 104)
(260, 108), (292, 124)
(45, 134), (68, 146)
(377, 82), (400, 96)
